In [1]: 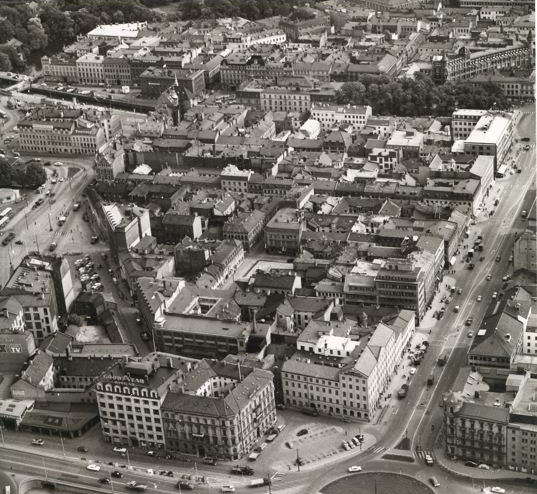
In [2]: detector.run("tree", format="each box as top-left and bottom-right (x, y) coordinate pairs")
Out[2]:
(0, 52), (12, 72)
(25, 18), (48, 51)
(0, 19), (15, 44)
(22, 162), (47, 189)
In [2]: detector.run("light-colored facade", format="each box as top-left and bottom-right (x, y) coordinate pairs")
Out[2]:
(95, 353), (194, 449)
(464, 113), (513, 168)
(18, 119), (106, 155)
(513, 231), (537, 275)
(260, 89), (311, 113)
(162, 360), (276, 460)
(264, 208), (305, 255)
(41, 56), (78, 83)
(311, 104), (372, 131)
(282, 312), (414, 422)
(76, 53), (105, 85)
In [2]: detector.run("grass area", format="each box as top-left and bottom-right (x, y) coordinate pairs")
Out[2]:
(67, 166), (79, 179)
(395, 437), (411, 450)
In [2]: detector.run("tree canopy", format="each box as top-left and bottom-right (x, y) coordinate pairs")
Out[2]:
(335, 74), (510, 117)
(0, 160), (47, 189)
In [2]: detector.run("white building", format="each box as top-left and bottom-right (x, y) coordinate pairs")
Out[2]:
(220, 164), (253, 194)
(87, 23), (148, 43)
(76, 53), (105, 85)
(464, 113), (513, 168)
(311, 104), (372, 132)
(281, 311), (415, 421)
(95, 353), (195, 449)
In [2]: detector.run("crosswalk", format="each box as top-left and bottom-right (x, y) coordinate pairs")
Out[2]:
(272, 472), (285, 482)
(364, 445), (386, 455)
(415, 448), (436, 463)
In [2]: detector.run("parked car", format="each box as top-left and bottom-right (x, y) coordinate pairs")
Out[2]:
(177, 481), (195, 490)
(464, 461), (478, 468)
(113, 447), (127, 454)
(221, 486), (235, 493)
(465, 317), (473, 326)
(490, 488), (506, 494)
(77, 446), (88, 453)
(32, 439), (45, 446)
(348, 466), (362, 473)
(478, 464), (490, 470)
(99, 478), (110, 484)
(476, 295), (482, 302)
(429, 477), (440, 488)
(425, 454), (434, 465)
(111, 471), (123, 478)
(87, 464), (101, 472)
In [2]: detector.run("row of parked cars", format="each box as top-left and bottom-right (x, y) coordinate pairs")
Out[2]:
(75, 255), (103, 291)
(342, 433), (365, 451)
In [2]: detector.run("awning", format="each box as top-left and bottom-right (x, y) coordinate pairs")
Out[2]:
(450, 256), (457, 266)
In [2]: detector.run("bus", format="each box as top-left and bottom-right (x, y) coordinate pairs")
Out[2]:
(0, 216), (9, 229)
(0, 207), (12, 218)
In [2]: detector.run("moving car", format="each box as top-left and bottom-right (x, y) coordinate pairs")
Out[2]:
(425, 454), (434, 465)
(464, 461), (478, 467)
(98, 478), (110, 484)
(113, 447), (127, 454)
(492, 292), (498, 299)
(177, 481), (195, 490)
(486, 274), (492, 281)
(490, 488), (506, 494)
(348, 466), (362, 473)
(465, 317), (473, 326)
(31, 439), (45, 446)
(467, 331), (474, 338)
(126, 481), (147, 491)
(87, 464), (101, 472)
(476, 295), (482, 302)
(111, 471), (123, 478)
(77, 446), (88, 453)
(221, 486), (235, 493)
(429, 477), (440, 487)
(478, 464), (490, 470)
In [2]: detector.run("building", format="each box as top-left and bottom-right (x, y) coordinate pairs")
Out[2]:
(311, 104), (372, 132)
(386, 129), (424, 158)
(140, 67), (206, 98)
(41, 56), (78, 83)
(95, 352), (195, 449)
(468, 299), (527, 385)
(103, 57), (132, 87)
(18, 117), (106, 156)
(160, 212), (203, 243)
(375, 258), (427, 322)
(452, 110), (488, 141)
(162, 359), (276, 460)
(513, 231), (537, 274)
(76, 53), (105, 86)
(154, 313), (251, 360)
(95, 140), (125, 181)
(464, 113), (513, 170)
(432, 45), (531, 83)
(223, 210), (265, 250)
(87, 22), (148, 43)
(507, 375), (537, 473)
(101, 203), (151, 252)
(260, 88), (311, 114)
(422, 179), (482, 215)
(264, 208), (305, 255)
(220, 165), (253, 194)
(468, 71), (535, 102)
(2, 260), (61, 345)
(281, 312), (414, 421)
(443, 392), (509, 468)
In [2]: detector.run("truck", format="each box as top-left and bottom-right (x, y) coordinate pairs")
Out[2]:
(249, 478), (270, 488)
(427, 374), (435, 386)
(397, 387), (408, 399)
(126, 481), (147, 491)
(438, 354), (447, 367)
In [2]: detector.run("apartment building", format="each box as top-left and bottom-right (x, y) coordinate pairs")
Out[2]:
(95, 353), (195, 449)
(18, 118), (106, 155)
(260, 88), (311, 114)
(103, 57), (132, 87)
(220, 165), (253, 194)
(282, 312), (414, 422)
(2, 264), (60, 345)
(444, 374), (537, 474)
(41, 56), (78, 83)
(444, 392), (509, 468)
(223, 210), (266, 250)
(451, 109), (488, 141)
(162, 359), (276, 460)
(264, 208), (305, 255)
(76, 53), (105, 85)
(311, 104), (372, 132)
(422, 179), (482, 215)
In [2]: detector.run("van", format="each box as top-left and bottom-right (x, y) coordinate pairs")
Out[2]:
(429, 477), (440, 487)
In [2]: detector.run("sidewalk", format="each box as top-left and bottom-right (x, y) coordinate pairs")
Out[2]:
(433, 445), (537, 482)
